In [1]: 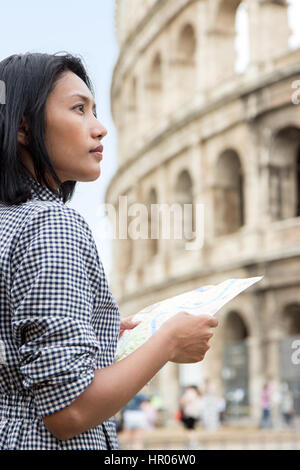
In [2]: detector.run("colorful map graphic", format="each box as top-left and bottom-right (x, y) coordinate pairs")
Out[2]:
(115, 276), (263, 362)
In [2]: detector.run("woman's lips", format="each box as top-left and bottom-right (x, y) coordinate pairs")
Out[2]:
(90, 146), (103, 160)
(91, 151), (103, 160)
(91, 144), (103, 153)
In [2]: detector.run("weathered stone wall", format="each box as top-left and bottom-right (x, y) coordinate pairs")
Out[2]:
(107, 0), (300, 423)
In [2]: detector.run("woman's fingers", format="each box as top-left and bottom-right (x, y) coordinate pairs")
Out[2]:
(118, 316), (141, 339)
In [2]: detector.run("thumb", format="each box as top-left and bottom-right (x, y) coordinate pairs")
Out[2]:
(126, 319), (141, 329)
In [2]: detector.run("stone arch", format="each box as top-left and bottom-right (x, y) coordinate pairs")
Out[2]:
(171, 22), (197, 106)
(222, 310), (250, 417)
(235, 1), (250, 73)
(177, 23), (197, 60)
(214, 149), (244, 236)
(149, 53), (162, 89)
(146, 52), (163, 121)
(269, 126), (300, 221)
(173, 169), (195, 250)
(211, 0), (249, 80)
(224, 310), (249, 344)
(280, 303), (300, 337)
(215, 0), (243, 30)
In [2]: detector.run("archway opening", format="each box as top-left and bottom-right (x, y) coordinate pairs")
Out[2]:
(235, 1), (250, 74)
(269, 126), (300, 221)
(178, 23), (196, 59)
(213, 0), (249, 80)
(214, 149), (244, 236)
(222, 311), (250, 418)
(279, 303), (300, 416)
(146, 52), (163, 123)
(173, 169), (195, 250)
(172, 23), (197, 106)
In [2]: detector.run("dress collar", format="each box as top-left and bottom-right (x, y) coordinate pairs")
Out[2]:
(21, 171), (64, 205)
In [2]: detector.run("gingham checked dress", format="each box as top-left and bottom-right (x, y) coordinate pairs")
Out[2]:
(0, 172), (121, 449)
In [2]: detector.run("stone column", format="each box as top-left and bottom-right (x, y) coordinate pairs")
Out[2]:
(257, 126), (273, 225)
(202, 163), (217, 248)
(188, 137), (205, 256)
(247, 336), (263, 423)
(158, 363), (180, 423)
(246, 0), (291, 72)
(244, 123), (262, 230)
(160, 34), (174, 117)
(266, 328), (282, 427)
(200, 0), (237, 89)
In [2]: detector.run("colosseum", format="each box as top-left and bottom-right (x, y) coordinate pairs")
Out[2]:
(105, 0), (300, 425)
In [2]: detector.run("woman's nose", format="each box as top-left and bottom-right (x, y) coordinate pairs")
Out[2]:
(93, 122), (107, 139)
(100, 124), (108, 137)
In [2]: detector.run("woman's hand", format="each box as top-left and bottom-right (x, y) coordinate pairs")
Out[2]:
(119, 315), (141, 339)
(160, 311), (218, 363)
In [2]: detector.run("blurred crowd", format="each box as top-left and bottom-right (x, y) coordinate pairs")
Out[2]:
(177, 380), (297, 439)
(258, 381), (297, 430)
(115, 380), (298, 449)
(115, 391), (163, 449)
(176, 382), (225, 449)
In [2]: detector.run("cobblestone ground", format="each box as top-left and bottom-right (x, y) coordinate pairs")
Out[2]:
(118, 425), (300, 450)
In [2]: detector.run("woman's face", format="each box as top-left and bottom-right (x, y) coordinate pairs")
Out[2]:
(19, 70), (107, 188)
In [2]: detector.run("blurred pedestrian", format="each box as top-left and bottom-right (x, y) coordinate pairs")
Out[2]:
(122, 393), (149, 449)
(280, 383), (295, 428)
(259, 382), (273, 429)
(141, 398), (158, 430)
(218, 396), (226, 424)
(179, 385), (202, 449)
(201, 382), (221, 432)
(150, 393), (164, 412)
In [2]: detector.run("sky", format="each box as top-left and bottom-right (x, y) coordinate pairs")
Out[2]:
(0, 0), (119, 281)
(0, 0), (300, 286)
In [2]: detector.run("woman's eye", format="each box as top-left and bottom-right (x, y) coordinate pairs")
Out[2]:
(74, 104), (84, 113)
(75, 104), (97, 118)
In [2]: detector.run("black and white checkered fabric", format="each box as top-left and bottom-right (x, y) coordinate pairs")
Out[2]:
(0, 172), (121, 449)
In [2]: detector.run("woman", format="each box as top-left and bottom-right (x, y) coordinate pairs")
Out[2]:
(179, 385), (202, 449)
(179, 386), (202, 431)
(0, 52), (218, 450)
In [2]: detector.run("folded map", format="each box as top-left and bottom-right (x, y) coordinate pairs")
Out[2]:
(115, 276), (263, 362)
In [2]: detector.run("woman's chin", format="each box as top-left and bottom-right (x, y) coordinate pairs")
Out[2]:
(76, 167), (101, 182)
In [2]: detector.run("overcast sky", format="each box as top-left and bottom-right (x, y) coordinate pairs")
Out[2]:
(0, 0), (299, 285)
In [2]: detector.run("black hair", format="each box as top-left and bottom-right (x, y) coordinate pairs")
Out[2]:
(0, 51), (95, 205)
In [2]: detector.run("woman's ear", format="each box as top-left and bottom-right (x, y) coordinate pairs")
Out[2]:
(17, 116), (29, 146)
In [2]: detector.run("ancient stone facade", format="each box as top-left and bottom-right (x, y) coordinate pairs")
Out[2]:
(106, 0), (300, 424)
